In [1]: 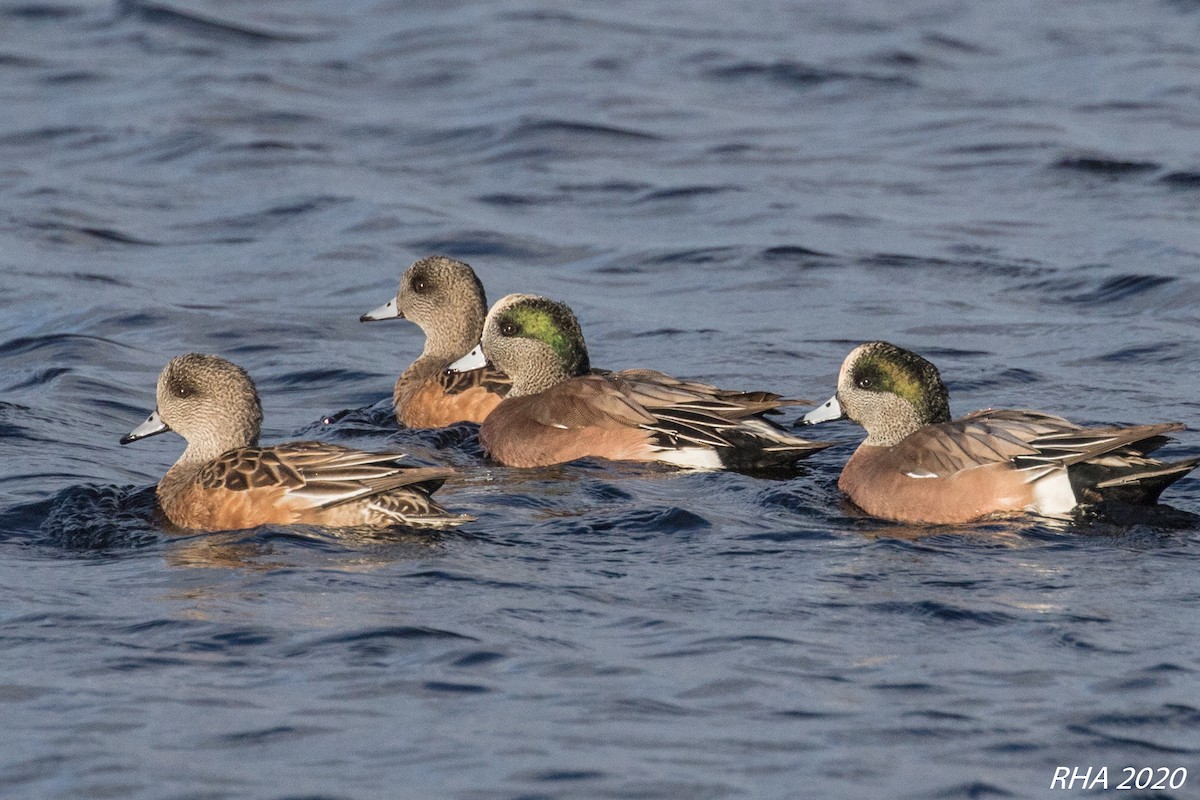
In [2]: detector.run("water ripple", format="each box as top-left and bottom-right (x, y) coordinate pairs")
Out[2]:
(405, 230), (583, 262)
(1, 333), (133, 357)
(1054, 154), (1161, 176)
(208, 724), (333, 747)
(179, 195), (348, 235)
(1, 4), (86, 20)
(1160, 170), (1200, 187)
(286, 625), (477, 660)
(24, 220), (160, 246)
(870, 600), (1017, 626)
(115, 0), (327, 44)
(922, 782), (1015, 799)
(34, 484), (160, 550)
(1089, 343), (1188, 365)
(505, 118), (665, 144)
(1062, 274), (1176, 305)
(548, 506), (712, 537)
(701, 58), (918, 89)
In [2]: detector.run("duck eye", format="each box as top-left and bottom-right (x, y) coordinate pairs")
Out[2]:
(413, 279), (428, 293)
(499, 321), (518, 337)
(856, 376), (873, 390)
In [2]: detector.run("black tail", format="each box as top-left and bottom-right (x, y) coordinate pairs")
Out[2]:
(715, 428), (836, 475)
(1069, 457), (1200, 505)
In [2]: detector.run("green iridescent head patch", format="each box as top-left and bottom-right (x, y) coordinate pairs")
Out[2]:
(499, 297), (591, 376)
(849, 342), (950, 424)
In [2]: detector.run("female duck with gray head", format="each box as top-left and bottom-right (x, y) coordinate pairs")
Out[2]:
(360, 256), (510, 428)
(122, 353), (469, 531)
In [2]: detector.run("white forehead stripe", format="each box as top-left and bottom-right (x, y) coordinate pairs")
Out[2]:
(485, 293), (542, 325)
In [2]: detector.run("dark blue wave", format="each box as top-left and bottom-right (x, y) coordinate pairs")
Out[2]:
(1, 4), (85, 20)
(1054, 154), (1161, 175)
(702, 58), (918, 89)
(405, 230), (574, 261)
(547, 506), (712, 536)
(1160, 170), (1200, 187)
(115, 0), (325, 43)
(33, 484), (161, 550)
(1063, 274), (1176, 304)
(869, 600), (1017, 626)
(510, 118), (662, 142)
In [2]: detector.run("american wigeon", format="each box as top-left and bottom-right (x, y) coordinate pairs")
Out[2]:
(449, 294), (834, 470)
(121, 353), (468, 531)
(360, 256), (510, 428)
(801, 341), (1198, 524)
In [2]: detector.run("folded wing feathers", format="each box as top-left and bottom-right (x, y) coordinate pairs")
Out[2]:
(911, 423), (1038, 476)
(645, 408), (740, 449)
(367, 491), (469, 528)
(643, 400), (827, 453)
(966, 414), (1187, 479)
(1093, 457), (1200, 489)
(222, 442), (455, 511)
(439, 364), (511, 396)
(888, 411), (1189, 490)
(1025, 423), (1183, 469)
(290, 479), (381, 508)
(736, 417), (832, 452)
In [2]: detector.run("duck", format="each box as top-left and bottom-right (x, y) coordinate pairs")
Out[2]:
(448, 293), (834, 470)
(120, 353), (468, 531)
(800, 341), (1198, 524)
(360, 255), (510, 428)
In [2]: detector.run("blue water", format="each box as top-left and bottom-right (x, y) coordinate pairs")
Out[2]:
(3, 1), (1200, 798)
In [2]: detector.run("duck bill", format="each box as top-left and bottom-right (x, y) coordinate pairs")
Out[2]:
(798, 395), (844, 426)
(360, 296), (402, 322)
(446, 343), (487, 373)
(121, 409), (170, 444)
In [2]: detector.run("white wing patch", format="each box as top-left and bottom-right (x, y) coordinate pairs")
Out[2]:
(905, 470), (940, 479)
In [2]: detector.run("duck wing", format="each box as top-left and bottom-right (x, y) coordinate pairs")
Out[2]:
(437, 363), (511, 397)
(614, 372), (833, 456)
(896, 409), (1187, 484)
(199, 442), (454, 510)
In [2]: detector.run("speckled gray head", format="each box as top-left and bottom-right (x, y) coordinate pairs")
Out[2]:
(803, 342), (950, 446)
(122, 353), (263, 457)
(471, 294), (591, 397)
(360, 256), (487, 359)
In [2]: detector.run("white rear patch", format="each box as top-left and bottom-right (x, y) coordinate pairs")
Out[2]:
(1030, 470), (1077, 515)
(655, 447), (723, 470)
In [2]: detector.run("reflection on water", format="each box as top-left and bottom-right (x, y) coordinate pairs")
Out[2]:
(162, 527), (449, 573)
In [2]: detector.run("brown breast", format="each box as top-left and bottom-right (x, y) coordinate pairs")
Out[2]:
(396, 378), (504, 428)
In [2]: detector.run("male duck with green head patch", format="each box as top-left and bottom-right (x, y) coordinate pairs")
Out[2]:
(801, 341), (1198, 525)
(449, 294), (834, 470)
